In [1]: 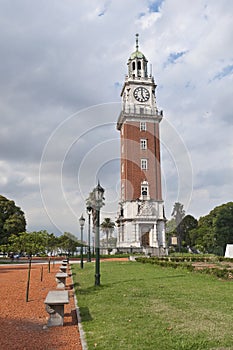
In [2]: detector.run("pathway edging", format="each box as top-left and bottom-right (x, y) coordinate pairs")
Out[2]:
(71, 267), (88, 350)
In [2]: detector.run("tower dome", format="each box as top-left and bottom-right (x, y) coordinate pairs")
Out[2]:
(127, 34), (148, 78)
(129, 49), (146, 60)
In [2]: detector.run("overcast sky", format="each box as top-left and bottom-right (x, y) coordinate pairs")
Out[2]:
(0, 0), (232, 239)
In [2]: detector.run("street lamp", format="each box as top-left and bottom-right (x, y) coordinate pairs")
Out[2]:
(86, 182), (105, 286)
(86, 205), (92, 262)
(93, 182), (105, 286)
(79, 214), (85, 269)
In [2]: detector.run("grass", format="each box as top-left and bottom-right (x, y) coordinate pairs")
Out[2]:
(72, 261), (233, 350)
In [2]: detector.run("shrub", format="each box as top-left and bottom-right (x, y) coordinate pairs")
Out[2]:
(136, 256), (233, 280)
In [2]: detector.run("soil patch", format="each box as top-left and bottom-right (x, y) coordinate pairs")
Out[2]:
(0, 263), (82, 350)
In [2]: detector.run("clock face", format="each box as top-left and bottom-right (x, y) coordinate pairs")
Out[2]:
(133, 87), (150, 102)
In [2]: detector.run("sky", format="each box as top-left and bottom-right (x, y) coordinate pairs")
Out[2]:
(0, 0), (232, 239)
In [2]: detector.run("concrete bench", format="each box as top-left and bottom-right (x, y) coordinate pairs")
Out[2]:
(56, 272), (68, 289)
(59, 265), (67, 273)
(44, 290), (69, 326)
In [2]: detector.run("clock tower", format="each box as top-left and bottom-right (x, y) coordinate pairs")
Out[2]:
(116, 34), (166, 255)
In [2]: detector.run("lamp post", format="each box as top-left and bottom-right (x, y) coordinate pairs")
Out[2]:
(92, 236), (95, 255)
(79, 214), (85, 269)
(86, 206), (92, 262)
(93, 182), (105, 286)
(86, 182), (105, 286)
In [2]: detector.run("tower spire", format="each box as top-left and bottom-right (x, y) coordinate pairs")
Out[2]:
(136, 33), (139, 51)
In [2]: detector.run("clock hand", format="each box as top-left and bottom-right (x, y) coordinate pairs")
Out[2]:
(138, 90), (143, 99)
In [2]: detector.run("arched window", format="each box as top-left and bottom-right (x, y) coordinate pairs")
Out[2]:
(140, 180), (149, 199)
(132, 62), (136, 70)
(137, 61), (141, 70)
(142, 187), (147, 196)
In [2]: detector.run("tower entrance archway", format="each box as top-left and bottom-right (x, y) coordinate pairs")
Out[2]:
(141, 232), (149, 247)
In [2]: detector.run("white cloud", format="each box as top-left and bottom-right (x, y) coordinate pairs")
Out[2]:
(0, 0), (232, 237)
(136, 12), (162, 29)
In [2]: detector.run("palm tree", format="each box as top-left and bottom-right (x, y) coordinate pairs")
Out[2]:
(100, 218), (115, 254)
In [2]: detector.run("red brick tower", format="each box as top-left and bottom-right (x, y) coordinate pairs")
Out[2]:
(116, 35), (166, 254)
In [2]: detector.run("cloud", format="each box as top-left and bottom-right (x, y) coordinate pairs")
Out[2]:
(0, 0), (232, 238)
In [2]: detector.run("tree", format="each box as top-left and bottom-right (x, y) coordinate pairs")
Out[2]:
(213, 202), (233, 254)
(179, 215), (198, 247)
(46, 233), (59, 256)
(100, 218), (115, 254)
(165, 218), (176, 246)
(7, 231), (49, 256)
(189, 217), (215, 253)
(171, 202), (185, 251)
(59, 232), (82, 256)
(0, 195), (26, 244)
(189, 202), (233, 255)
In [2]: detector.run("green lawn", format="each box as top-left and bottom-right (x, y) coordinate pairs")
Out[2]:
(72, 261), (233, 350)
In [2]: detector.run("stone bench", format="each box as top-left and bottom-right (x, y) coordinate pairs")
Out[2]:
(44, 290), (69, 326)
(56, 272), (68, 289)
(59, 265), (67, 273)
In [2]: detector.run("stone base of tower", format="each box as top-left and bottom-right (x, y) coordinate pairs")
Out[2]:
(116, 199), (167, 257)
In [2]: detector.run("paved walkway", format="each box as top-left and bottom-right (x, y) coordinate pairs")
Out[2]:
(0, 261), (83, 349)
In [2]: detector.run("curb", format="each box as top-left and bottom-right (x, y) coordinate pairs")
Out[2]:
(71, 267), (88, 350)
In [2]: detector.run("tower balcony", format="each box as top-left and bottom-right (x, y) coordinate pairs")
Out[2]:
(117, 105), (163, 130)
(124, 75), (155, 84)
